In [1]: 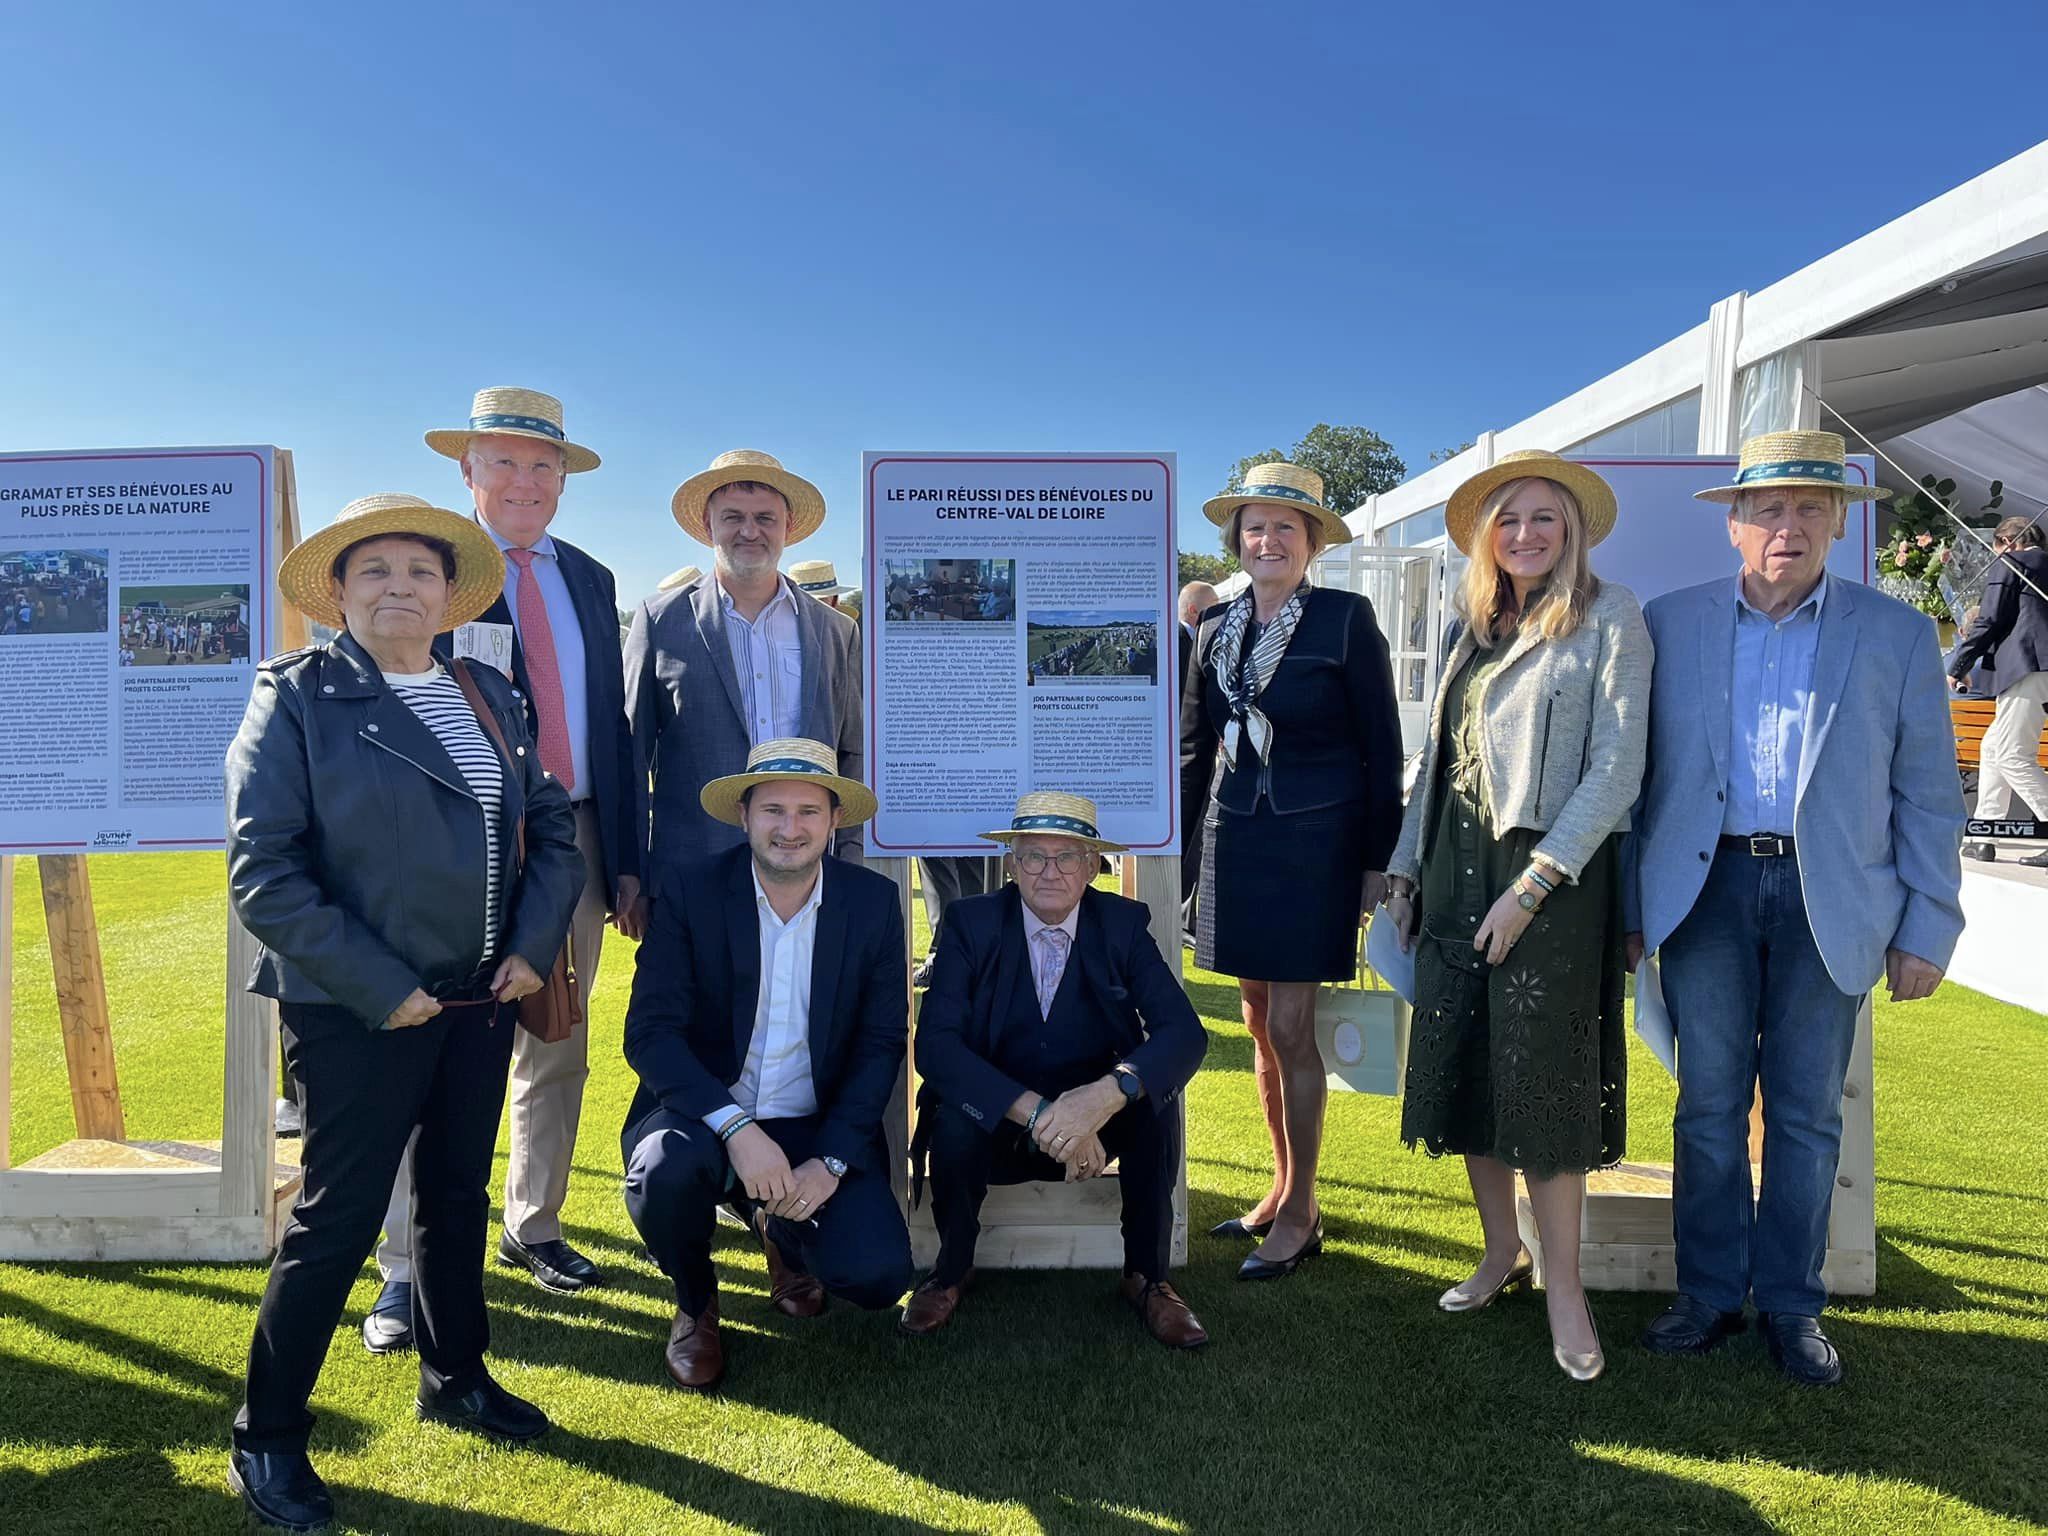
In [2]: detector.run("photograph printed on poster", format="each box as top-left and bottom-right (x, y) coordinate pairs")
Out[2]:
(0, 548), (109, 636)
(1027, 608), (1159, 683)
(117, 583), (252, 667)
(882, 558), (1015, 622)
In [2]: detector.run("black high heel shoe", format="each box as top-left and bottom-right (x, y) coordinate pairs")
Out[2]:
(1237, 1220), (1324, 1281)
(1208, 1215), (1274, 1240)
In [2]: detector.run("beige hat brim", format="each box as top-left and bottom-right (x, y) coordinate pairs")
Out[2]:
(700, 767), (876, 828)
(425, 427), (601, 475)
(980, 827), (1127, 854)
(1445, 457), (1620, 556)
(674, 464), (827, 548)
(278, 505), (507, 632)
(1694, 477), (1892, 505)
(1200, 490), (1355, 548)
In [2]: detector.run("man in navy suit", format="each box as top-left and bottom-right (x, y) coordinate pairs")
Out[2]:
(621, 740), (912, 1391)
(905, 793), (1210, 1348)
(363, 388), (644, 1354)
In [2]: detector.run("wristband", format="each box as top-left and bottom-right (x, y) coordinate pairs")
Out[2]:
(1023, 1097), (1052, 1135)
(717, 1113), (755, 1143)
(1526, 867), (1557, 894)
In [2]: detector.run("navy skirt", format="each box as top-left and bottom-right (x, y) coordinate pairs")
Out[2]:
(1196, 798), (1367, 983)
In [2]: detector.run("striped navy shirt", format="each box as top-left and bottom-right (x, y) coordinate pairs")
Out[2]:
(384, 666), (506, 955)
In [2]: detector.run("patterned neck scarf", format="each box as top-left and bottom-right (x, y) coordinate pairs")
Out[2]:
(1210, 580), (1310, 772)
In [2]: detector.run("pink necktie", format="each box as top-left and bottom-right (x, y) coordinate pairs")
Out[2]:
(504, 548), (575, 794)
(1033, 927), (1070, 1019)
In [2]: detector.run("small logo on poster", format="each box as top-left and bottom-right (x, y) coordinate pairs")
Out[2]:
(92, 828), (136, 849)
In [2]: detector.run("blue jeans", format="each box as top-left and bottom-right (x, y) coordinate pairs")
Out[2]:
(1661, 848), (1862, 1316)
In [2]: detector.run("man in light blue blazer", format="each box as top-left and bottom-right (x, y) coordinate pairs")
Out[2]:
(1624, 432), (1964, 1388)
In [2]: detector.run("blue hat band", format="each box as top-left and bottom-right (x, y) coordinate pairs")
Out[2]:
(796, 578), (838, 591)
(1011, 812), (1100, 838)
(470, 412), (565, 441)
(1736, 459), (1844, 486)
(1235, 481), (1325, 510)
(749, 757), (833, 778)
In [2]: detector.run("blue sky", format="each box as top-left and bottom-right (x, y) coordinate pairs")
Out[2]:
(3, 2), (2043, 609)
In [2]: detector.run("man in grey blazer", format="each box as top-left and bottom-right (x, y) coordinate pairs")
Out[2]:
(624, 451), (863, 900)
(1624, 432), (1964, 1387)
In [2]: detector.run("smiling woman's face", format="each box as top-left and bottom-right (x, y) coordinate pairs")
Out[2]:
(335, 535), (450, 649)
(1235, 505), (1313, 589)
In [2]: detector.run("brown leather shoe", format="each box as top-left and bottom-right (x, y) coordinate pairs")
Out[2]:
(664, 1296), (724, 1391)
(899, 1270), (971, 1336)
(755, 1214), (826, 1318)
(1120, 1274), (1209, 1349)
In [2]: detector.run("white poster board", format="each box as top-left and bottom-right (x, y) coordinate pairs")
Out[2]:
(863, 452), (1178, 855)
(0, 447), (275, 854)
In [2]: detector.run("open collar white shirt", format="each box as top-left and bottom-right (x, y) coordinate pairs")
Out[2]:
(704, 864), (824, 1131)
(720, 573), (803, 745)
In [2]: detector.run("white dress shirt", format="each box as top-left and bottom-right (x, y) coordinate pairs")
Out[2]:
(705, 864), (824, 1130)
(720, 574), (803, 745)
(1021, 900), (1081, 1017)
(483, 523), (592, 801)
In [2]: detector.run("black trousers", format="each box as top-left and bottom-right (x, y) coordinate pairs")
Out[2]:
(622, 1108), (913, 1318)
(234, 998), (515, 1454)
(925, 1096), (1179, 1285)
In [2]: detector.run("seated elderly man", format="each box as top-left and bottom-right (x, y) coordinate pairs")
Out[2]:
(906, 792), (1209, 1347)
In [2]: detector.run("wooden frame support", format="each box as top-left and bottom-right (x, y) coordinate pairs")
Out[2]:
(37, 855), (125, 1142)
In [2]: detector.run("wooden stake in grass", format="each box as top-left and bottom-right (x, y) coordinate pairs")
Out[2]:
(37, 855), (125, 1142)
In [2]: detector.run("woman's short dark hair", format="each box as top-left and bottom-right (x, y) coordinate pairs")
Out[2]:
(331, 533), (459, 585)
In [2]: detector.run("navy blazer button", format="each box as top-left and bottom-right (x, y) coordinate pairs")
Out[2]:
(322, 684), (336, 694)
(517, 746), (526, 756)
(1699, 850), (1708, 861)
(367, 723), (379, 733)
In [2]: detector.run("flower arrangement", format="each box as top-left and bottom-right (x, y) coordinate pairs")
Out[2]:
(1874, 475), (2004, 619)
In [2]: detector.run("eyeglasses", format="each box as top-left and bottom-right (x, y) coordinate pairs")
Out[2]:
(475, 455), (564, 485)
(1013, 848), (1089, 875)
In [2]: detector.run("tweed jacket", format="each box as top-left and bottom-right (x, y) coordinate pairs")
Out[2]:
(624, 574), (863, 887)
(1389, 580), (1651, 885)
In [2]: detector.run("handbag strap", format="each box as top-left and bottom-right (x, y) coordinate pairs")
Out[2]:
(450, 659), (525, 865)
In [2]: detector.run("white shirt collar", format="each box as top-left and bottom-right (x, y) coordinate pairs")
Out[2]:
(1020, 897), (1080, 946)
(752, 861), (824, 925)
(720, 572), (797, 616)
(479, 519), (557, 563)
(1735, 569), (1828, 622)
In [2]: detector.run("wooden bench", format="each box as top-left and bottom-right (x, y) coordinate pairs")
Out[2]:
(1951, 696), (2048, 774)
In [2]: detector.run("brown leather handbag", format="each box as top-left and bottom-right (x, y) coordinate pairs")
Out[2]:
(451, 660), (582, 1043)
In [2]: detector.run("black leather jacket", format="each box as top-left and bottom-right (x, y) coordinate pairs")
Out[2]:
(225, 632), (583, 1028)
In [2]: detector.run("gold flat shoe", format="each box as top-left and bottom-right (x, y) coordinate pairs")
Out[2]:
(1437, 1255), (1534, 1313)
(1552, 1294), (1605, 1382)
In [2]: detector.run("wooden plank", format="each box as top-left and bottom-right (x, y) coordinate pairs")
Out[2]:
(0, 1212), (276, 1263)
(1, 853), (13, 1172)
(907, 1173), (1127, 1230)
(273, 448), (310, 651)
(36, 856), (124, 1141)
(0, 1168), (220, 1219)
(868, 856), (915, 1218)
(1122, 854), (1188, 1267)
(219, 907), (277, 1223)
(911, 1217), (1191, 1272)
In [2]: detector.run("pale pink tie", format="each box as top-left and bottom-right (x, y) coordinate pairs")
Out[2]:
(1032, 927), (1070, 1019)
(504, 548), (575, 794)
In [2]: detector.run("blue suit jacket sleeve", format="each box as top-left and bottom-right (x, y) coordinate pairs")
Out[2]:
(621, 867), (732, 1120)
(1889, 617), (1969, 968)
(913, 909), (1031, 1132)
(815, 889), (908, 1173)
(1114, 906), (1208, 1102)
(621, 599), (665, 870)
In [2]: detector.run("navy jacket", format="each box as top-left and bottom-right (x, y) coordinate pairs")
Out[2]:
(914, 884), (1207, 1135)
(620, 847), (907, 1173)
(434, 532), (641, 900)
(1949, 547), (2048, 694)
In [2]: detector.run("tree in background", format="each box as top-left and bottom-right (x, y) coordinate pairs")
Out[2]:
(1178, 550), (1238, 587)
(1429, 440), (1476, 465)
(1222, 423), (1406, 520)
(840, 589), (864, 625)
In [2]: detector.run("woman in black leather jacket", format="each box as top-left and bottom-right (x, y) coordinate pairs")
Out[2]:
(222, 494), (580, 1534)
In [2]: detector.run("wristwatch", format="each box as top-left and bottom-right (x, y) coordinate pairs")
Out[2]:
(821, 1155), (848, 1179)
(1112, 1066), (1145, 1103)
(1515, 882), (1542, 913)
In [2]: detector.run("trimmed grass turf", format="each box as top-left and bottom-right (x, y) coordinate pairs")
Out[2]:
(0, 853), (2042, 1535)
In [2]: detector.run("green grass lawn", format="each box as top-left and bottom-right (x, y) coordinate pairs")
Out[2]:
(3, 854), (2045, 1534)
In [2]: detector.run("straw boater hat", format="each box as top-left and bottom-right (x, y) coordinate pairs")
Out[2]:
(1200, 461), (1355, 548)
(673, 450), (827, 548)
(699, 737), (876, 826)
(278, 494), (505, 632)
(1444, 449), (1620, 556)
(656, 564), (704, 593)
(788, 558), (853, 598)
(1693, 430), (1892, 506)
(980, 792), (1126, 854)
(424, 386), (601, 475)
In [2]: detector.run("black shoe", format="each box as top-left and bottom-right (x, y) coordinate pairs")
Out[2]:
(1962, 841), (1998, 862)
(416, 1376), (551, 1443)
(2019, 849), (2048, 869)
(1237, 1221), (1323, 1281)
(1640, 1295), (1747, 1356)
(498, 1231), (602, 1293)
(360, 1279), (413, 1355)
(227, 1448), (333, 1532)
(1207, 1215), (1273, 1240)
(1759, 1311), (1844, 1387)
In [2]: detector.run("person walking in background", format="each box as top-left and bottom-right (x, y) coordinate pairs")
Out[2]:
(1948, 515), (2048, 864)
(1180, 461), (1403, 1280)
(224, 494), (582, 1532)
(1629, 432), (1964, 1387)
(1383, 452), (1649, 1383)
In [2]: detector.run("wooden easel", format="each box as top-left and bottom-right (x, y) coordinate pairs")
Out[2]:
(871, 852), (1190, 1271)
(0, 450), (310, 1261)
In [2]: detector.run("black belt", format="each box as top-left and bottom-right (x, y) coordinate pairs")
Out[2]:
(1720, 833), (1795, 858)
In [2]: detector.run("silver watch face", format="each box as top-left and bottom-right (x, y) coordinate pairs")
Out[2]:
(823, 1156), (848, 1177)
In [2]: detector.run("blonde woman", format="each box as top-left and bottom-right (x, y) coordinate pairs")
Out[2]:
(1383, 451), (1650, 1380)
(1181, 462), (1403, 1280)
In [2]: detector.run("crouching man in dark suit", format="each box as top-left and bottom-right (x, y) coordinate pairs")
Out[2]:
(905, 792), (1210, 1348)
(621, 739), (912, 1391)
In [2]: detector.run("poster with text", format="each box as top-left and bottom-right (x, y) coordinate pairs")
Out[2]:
(864, 452), (1178, 856)
(0, 447), (274, 853)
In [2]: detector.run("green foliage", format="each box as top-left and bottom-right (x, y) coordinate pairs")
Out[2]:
(1429, 440), (1477, 465)
(1177, 550), (1238, 587)
(1222, 424), (1407, 519)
